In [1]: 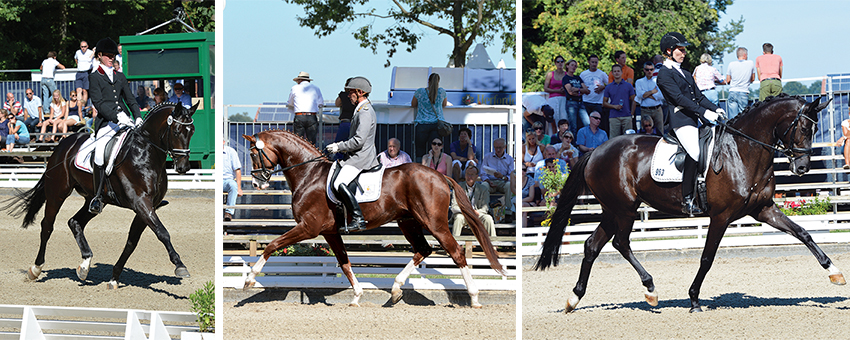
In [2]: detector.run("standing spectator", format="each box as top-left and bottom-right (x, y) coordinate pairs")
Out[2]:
(449, 127), (478, 182)
(580, 54), (608, 132)
(634, 61), (665, 136)
(43, 89), (68, 141)
(835, 101), (850, 169)
(169, 83), (192, 109)
(333, 78), (356, 160)
(57, 91), (83, 136)
(522, 93), (554, 133)
(451, 165), (495, 237)
(544, 56), (568, 135)
(422, 137), (452, 176)
(638, 115), (662, 136)
(576, 111), (608, 156)
(725, 47), (756, 119)
(479, 138), (514, 197)
(562, 59), (591, 137)
(693, 53), (726, 105)
(40, 51), (65, 113)
(4, 92), (22, 118)
(223, 139), (242, 221)
(6, 114), (30, 152)
(288, 71), (324, 146)
(377, 137), (412, 168)
(136, 85), (152, 111)
(756, 42), (783, 101)
(22, 88), (43, 133)
(609, 51), (634, 85)
(602, 64), (636, 138)
(74, 40), (94, 120)
(531, 121), (550, 147)
(552, 130), (579, 167)
(411, 73), (447, 159)
(115, 44), (123, 72)
(549, 119), (570, 145)
(522, 129), (544, 175)
(652, 54), (670, 131)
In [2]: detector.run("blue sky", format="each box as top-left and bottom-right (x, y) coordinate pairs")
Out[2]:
(716, 0), (849, 85)
(222, 0), (516, 115)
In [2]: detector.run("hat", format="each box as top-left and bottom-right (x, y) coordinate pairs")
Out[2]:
(95, 38), (119, 56)
(344, 76), (372, 93)
(293, 71), (313, 82)
(173, 83), (184, 90)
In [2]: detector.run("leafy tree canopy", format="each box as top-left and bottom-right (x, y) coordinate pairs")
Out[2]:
(284, 0), (515, 67)
(523, 0), (742, 91)
(228, 112), (254, 122)
(782, 81), (808, 96)
(0, 0), (214, 80)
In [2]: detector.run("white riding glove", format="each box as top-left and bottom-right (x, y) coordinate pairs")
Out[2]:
(117, 112), (134, 127)
(703, 109), (718, 124)
(716, 108), (726, 120)
(326, 142), (340, 154)
(135, 117), (144, 127)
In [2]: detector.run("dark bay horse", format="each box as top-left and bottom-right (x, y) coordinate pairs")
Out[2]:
(5, 102), (198, 289)
(242, 130), (506, 307)
(535, 95), (845, 313)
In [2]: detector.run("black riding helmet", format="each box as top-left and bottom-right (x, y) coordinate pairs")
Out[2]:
(660, 32), (690, 56)
(95, 37), (119, 56)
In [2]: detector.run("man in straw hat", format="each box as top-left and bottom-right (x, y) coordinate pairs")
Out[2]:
(287, 71), (324, 145)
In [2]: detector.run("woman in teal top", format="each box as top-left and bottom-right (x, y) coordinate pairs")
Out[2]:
(6, 113), (30, 152)
(411, 73), (447, 160)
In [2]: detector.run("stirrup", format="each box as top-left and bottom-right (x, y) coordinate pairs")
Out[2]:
(89, 197), (103, 214)
(339, 217), (368, 233)
(682, 196), (703, 217)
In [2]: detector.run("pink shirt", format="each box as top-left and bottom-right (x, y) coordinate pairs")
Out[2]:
(755, 54), (783, 80)
(548, 71), (565, 98)
(693, 64), (723, 91)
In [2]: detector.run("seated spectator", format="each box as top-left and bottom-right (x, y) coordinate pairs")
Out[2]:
(522, 129), (543, 175)
(136, 85), (152, 111)
(480, 137), (514, 197)
(534, 147), (568, 187)
(22, 88), (43, 134)
(552, 131), (579, 167)
(835, 104), (850, 169)
(549, 119), (570, 145)
(522, 93), (555, 133)
(450, 127), (478, 182)
(451, 165), (495, 237)
(377, 137), (412, 168)
(576, 111), (608, 156)
(153, 87), (167, 106)
(532, 121), (550, 147)
(57, 91), (84, 136)
(639, 115), (662, 136)
(4, 92), (22, 119)
(43, 89), (67, 142)
(422, 137), (452, 176)
(0, 110), (9, 146)
(168, 83), (192, 109)
(6, 114), (30, 152)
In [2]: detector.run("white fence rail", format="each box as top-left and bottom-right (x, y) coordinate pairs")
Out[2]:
(0, 168), (214, 190)
(222, 255), (517, 291)
(0, 304), (198, 340)
(521, 213), (850, 256)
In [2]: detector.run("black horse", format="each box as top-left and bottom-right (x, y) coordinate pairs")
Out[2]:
(5, 101), (197, 289)
(535, 95), (845, 313)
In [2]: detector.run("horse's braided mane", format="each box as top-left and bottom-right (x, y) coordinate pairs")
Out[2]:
(727, 93), (802, 125)
(142, 102), (185, 125)
(261, 128), (325, 158)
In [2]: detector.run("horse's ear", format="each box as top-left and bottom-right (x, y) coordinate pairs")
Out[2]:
(242, 134), (255, 143)
(189, 101), (200, 116)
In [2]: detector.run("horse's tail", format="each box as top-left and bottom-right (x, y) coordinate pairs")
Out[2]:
(3, 176), (47, 229)
(533, 150), (592, 271)
(446, 176), (506, 277)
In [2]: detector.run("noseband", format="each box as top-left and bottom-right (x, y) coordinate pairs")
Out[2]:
(249, 139), (327, 183)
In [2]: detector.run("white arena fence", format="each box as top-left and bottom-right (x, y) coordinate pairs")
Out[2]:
(222, 255), (517, 291)
(0, 167), (214, 190)
(521, 213), (850, 256)
(0, 304), (199, 340)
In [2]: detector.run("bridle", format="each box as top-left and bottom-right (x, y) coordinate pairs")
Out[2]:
(720, 104), (816, 162)
(248, 138), (327, 183)
(145, 111), (194, 162)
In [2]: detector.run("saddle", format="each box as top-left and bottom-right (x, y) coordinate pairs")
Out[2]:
(664, 126), (714, 174)
(74, 127), (132, 176)
(325, 160), (386, 205)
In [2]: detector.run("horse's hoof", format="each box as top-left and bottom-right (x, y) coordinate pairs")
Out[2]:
(829, 273), (846, 285)
(391, 289), (402, 304)
(27, 266), (41, 281)
(471, 302), (483, 309)
(107, 281), (119, 290)
(175, 266), (190, 278)
(645, 289), (659, 307)
(564, 292), (580, 313)
(689, 306), (703, 313)
(76, 265), (89, 281)
(243, 280), (256, 290)
(349, 302), (361, 307)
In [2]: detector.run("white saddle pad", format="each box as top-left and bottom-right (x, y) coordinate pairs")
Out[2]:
(74, 131), (131, 175)
(650, 129), (715, 183)
(326, 161), (386, 205)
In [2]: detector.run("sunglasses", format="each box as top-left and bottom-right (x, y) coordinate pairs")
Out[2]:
(644, 68), (654, 72)
(555, 60), (565, 63)
(643, 124), (653, 127)
(26, 92), (33, 95)
(80, 45), (88, 48)
(590, 116), (601, 120)
(432, 142), (442, 146)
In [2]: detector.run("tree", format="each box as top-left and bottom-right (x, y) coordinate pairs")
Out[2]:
(284, 0), (514, 67)
(782, 81), (808, 96)
(523, 0), (743, 91)
(0, 0), (214, 80)
(808, 80), (823, 95)
(228, 112), (254, 122)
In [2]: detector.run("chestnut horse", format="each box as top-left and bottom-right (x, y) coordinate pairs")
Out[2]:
(241, 130), (506, 307)
(5, 102), (197, 289)
(535, 95), (845, 313)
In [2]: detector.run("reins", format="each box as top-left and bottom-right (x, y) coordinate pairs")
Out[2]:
(249, 140), (328, 183)
(718, 104), (814, 161)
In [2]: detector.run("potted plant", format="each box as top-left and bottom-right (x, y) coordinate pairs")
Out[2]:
(181, 280), (215, 339)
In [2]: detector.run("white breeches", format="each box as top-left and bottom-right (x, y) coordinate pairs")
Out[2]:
(675, 125), (699, 161)
(333, 164), (361, 189)
(94, 122), (121, 166)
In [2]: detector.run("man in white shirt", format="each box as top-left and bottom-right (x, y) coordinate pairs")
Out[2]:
(74, 40), (95, 120)
(40, 51), (64, 113)
(288, 71), (324, 146)
(579, 54), (608, 131)
(725, 47), (755, 119)
(634, 61), (665, 136)
(522, 93), (554, 133)
(22, 89), (43, 133)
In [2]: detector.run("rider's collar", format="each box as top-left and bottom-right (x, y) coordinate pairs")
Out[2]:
(663, 59), (681, 70)
(353, 99), (370, 115)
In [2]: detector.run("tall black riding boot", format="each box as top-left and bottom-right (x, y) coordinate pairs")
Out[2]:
(681, 156), (703, 216)
(337, 183), (367, 233)
(89, 164), (106, 214)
